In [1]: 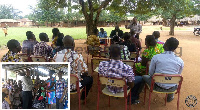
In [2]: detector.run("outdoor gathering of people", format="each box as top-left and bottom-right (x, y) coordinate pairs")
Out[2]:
(2, 69), (68, 109)
(1, 17), (184, 110)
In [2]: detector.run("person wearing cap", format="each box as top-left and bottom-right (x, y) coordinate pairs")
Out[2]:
(46, 70), (56, 109)
(1, 39), (22, 62)
(21, 69), (33, 109)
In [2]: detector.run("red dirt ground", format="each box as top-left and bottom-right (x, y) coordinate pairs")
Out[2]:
(0, 28), (200, 110)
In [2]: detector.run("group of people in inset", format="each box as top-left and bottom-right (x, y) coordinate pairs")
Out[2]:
(2, 70), (68, 109)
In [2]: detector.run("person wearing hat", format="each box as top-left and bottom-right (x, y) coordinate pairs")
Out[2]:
(1, 39), (22, 62)
(21, 69), (33, 109)
(46, 70), (56, 109)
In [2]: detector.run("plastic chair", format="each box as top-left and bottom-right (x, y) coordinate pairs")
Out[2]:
(143, 73), (183, 110)
(130, 52), (139, 63)
(70, 74), (86, 110)
(97, 75), (132, 110)
(30, 55), (47, 62)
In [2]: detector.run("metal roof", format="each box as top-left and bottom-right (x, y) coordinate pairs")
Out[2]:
(2, 64), (68, 77)
(0, 19), (20, 23)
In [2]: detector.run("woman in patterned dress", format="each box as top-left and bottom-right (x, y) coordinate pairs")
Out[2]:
(135, 35), (164, 75)
(46, 70), (56, 109)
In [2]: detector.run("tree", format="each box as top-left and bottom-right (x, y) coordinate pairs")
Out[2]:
(37, 0), (132, 36)
(0, 4), (22, 19)
(136, 0), (198, 35)
(27, 4), (66, 27)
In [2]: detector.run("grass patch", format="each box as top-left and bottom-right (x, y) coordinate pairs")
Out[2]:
(0, 26), (193, 49)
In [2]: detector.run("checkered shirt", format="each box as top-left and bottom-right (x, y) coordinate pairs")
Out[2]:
(56, 78), (67, 99)
(33, 41), (53, 58)
(98, 59), (135, 94)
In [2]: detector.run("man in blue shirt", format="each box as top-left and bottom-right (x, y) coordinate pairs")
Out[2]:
(98, 28), (107, 44)
(142, 37), (184, 102)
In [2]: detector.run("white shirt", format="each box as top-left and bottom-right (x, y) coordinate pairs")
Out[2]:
(127, 23), (142, 34)
(149, 51), (184, 89)
(21, 76), (33, 91)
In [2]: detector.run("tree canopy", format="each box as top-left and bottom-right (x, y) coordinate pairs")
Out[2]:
(0, 4), (22, 19)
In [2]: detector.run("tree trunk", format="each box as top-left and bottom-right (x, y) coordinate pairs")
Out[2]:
(85, 16), (98, 36)
(169, 15), (176, 36)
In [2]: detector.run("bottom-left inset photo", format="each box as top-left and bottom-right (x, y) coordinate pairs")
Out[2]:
(1, 63), (69, 109)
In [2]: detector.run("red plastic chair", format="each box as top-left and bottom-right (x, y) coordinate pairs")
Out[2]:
(97, 75), (132, 110)
(143, 73), (183, 110)
(70, 74), (86, 110)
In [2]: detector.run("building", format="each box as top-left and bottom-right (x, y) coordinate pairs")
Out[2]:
(0, 19), (20, 27)
(17, 18), (33, 27)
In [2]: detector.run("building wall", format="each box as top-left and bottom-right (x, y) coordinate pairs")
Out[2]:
(0, 22), (20, 27)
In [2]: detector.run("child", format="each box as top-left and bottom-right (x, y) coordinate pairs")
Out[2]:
(12, 85), (21, 109)
(2, 92), (10, 109)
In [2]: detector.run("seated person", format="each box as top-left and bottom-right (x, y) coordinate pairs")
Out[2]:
(130, 30), (142, 51)
(54, 35), (93, 100)
(98, 28), (107, 44)
(110, 25), (123, 38)
(143, 37), (184, 102)
(152, 31), (164, 45)
(33, 33), (53, 59)
(2, 92), (10, 109)
(120, 32), (136, 52)
(1, 39), (22, 62)
(135, 35), (164, 75)
(112, 35), (130, 60)
(22, 31), (38, 55)
(98, 44), (144, 104)
(52, 28), (60, 45)
(56, 33), (64, 51)
(12, 85), (21, 109)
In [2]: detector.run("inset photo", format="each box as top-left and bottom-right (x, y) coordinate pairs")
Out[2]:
(1, 62), (70, 109)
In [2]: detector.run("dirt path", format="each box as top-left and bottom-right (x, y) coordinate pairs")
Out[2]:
(1, 29), (200, 110)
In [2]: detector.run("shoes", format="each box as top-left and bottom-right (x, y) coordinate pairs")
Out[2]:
(167, 94), (174, 102)
(127, 100), (140, 105)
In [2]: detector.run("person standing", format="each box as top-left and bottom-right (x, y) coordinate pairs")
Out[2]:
(55, 71), (67, 109)
(21, 69), (33, 109)
(2, 27), (8, 37)
(46, 70), (56, 109)
(126, 17), (142, 39)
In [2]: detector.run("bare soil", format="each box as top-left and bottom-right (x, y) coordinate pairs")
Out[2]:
(1, 29), (200, 110)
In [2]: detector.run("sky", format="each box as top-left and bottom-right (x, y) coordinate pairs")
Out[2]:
(0, 0), (37, 16)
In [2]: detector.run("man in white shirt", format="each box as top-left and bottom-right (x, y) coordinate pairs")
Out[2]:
(142, 37), (184, 102)
(21, 69), (33, 109)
